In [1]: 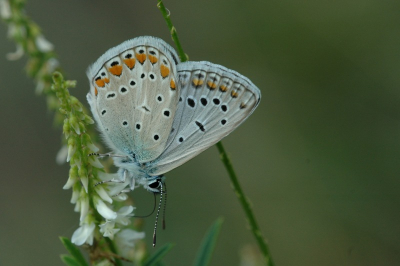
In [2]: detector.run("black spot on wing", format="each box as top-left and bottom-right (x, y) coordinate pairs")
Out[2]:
(195, 121), (205, 132)
(187, 98), (195, 108)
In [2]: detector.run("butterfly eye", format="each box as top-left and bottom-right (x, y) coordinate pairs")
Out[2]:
(149, 181), (160, 189)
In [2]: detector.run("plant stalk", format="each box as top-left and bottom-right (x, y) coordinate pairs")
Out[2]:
(156, 1), (274, 265)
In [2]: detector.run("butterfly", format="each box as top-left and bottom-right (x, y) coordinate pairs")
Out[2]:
(86, 36), (260, 245)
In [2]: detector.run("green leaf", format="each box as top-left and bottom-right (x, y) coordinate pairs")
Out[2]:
(59, 237), (88, 266)
(143, 243), (174, 266)
(60, 255), (81, 266)
(193, 218), (224, 266)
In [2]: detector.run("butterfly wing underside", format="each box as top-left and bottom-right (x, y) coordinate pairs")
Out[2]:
(87, 36), (180, 163)
(146, 61), (261, 176)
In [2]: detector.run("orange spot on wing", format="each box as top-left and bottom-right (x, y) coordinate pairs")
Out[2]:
(219, 85), (227, 92)
(170, 79), (176, 90)
(149, 55), (158, 64)
(136, 53), (146, 64)
(109, 65), (122, 76)
(103, 77), (110, 84)
(207, 81), (217, 90)
(192, 78), (203, 87)
(94, 87), (98, 96)
(95, 79), (105, 87)
(160, 64), (170, 78)
(124, 58), (136, 69)
(231, 90), (239, 98)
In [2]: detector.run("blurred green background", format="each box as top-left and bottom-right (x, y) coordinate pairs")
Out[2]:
(1, 0), (400, 265)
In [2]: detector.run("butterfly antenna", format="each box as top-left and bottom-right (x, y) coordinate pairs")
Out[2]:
(153, 182), (163, 247)
(132, 193), (157, 218)
(162, 183), (167, 230)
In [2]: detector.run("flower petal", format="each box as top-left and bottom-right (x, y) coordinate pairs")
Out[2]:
(80, 176), (88, 193)
(118, 206), (134, 216)
(96, 199), (117, 220)
(70, 187), (79, 203)
(63, 175), (76, 190)
(0, 0), (11, 19)
(89, 156), (103, 169)
(80, 196), (89, 221)
(6, 44), (24, 60)
(96, 186), (113, 204)
(35, 34), (54, 52)
(99, 221), (120, 240)
(56, 145), (68, 165)
(71, 222), (95, 246)
(98, 171), (119, 181)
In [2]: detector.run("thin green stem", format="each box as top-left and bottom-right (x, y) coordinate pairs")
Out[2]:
(156, 1), (274, 265)
(157, 0), (187, 62)
(215, 142), (274, 266)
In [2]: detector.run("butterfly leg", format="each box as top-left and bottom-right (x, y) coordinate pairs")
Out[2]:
(110, 175), (135, 196)
(88, 152), (127, 158)
(94, 169), (128, 187)
(111, 188), (132, 197)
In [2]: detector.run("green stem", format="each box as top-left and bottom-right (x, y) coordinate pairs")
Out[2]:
(157, 0), (187, 62)
(156, 1), (274, 265)
(215, 142), (274, 266)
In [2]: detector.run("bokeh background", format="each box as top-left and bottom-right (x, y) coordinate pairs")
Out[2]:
(1, 0), (400, 265)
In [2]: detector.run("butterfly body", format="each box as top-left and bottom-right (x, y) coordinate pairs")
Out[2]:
(87, 36), (260, 193)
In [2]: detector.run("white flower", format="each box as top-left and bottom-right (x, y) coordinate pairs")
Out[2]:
(6, 43), (23, 60)
(47, 58), (59, 72)
(74, 199), (80, 212)
(88, 156), (103, 168)
(63, 174), (76, 190)
(107, 183), (130, 197)
(96, 198), (117, 220)
(114, 206), (134, 226)
(67, 144), (76, 163)
(113, 193), (128, 201)
(98, 171), (131, 196)
(115, 229), (145, 258)
(98, 171), (119, 182)
(80, 196), (89, 221)
(95, 186), (113, 204)
(71, 222), (95, 246)
(99, 221), (120, 240)
(35, 34), (54, 52)
(86, 142), (99, 153)
(69, 186), (79, 203)
(56, 145), (68, 165)
(0, 0), (11, 19)
(80, 175), (88, 193)
(35, 80), (45, 95)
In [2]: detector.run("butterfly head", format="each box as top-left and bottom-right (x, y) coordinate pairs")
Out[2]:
(144, 175), (165, 193)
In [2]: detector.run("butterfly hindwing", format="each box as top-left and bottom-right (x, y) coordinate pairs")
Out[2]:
(87, 36), (180, 163)
(145, 61), (261, 175)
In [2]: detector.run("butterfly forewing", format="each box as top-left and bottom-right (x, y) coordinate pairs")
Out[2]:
(87, 36), (180, 163)
(145, 61), (261, 175)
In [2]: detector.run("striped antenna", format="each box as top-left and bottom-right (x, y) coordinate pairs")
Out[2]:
(152, 182), (163, 247)
(162, 183), (167, 230)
